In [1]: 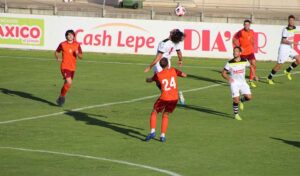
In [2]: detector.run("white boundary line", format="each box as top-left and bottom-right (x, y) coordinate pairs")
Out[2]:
(0, 84), (224, 125)
(0, 146), (182, 176)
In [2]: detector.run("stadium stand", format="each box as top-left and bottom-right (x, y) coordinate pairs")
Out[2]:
(0, 0), (299, 25)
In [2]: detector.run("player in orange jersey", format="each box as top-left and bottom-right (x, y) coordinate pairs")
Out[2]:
(55, 30), (83, 106)
(233, 19), (258, 88)
(145, 57), (187, 143)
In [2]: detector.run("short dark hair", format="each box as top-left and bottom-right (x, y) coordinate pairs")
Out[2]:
(159, 57), (169, 69)
(65, 29), (75, 39)
(170, 29), (185, 44)
(244, 19), (252, 24)
(288, 15), (295, 20)
(234, 46), (242, 52)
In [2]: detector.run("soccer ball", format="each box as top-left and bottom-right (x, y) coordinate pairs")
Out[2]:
(175, 6), (186, 17)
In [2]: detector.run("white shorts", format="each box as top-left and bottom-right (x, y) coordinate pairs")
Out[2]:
(277, 45), (298, 64)
(230, 81), (251, 98)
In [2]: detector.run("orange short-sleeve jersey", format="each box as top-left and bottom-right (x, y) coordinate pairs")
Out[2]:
(56, 41), (82, 71)
(153, 68), (183, 101)
(234, 29), (255, 55)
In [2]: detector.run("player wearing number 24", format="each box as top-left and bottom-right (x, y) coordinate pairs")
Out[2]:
(145, 58), (187, 143)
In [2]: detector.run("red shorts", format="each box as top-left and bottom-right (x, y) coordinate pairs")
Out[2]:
(61, 69), (75, 79)
(153, 99), (178, 113)
(241, 53), (256, 61)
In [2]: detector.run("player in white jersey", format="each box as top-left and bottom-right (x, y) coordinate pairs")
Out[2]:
(267, 15), (300, 84)
(222, 46), (252, 120)
(152, 38), (182, 73)
(144, 29), (184, 73)
(144, 29), (186, 104)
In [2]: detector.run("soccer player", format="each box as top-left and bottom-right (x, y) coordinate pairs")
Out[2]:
(55, 29), (83, 106)
(222, 46), (252, 120)
(233, 19), (258, 88)
(144, 29), (185, 104)
(145, 57), (187, 142)
(267, 15), (300, 84)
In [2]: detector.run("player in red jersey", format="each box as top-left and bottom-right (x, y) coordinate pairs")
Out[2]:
(55, 30), (83, 106)
(233, 19), (258, 88)
(145, 57), (187, 142)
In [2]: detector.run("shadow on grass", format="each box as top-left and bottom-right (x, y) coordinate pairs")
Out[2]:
(177, 104), (232, 119)
(65, 110), (146, 141)
(187, 74), (225, 84)
(258, 78), (284, 85)
(0, 88), (57, 106)
(270, 137), (300, 149)
(210, 69), (222, 74)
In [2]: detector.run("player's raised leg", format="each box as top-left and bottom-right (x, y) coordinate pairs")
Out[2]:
(284, 55), (300, 80)
(267, 64), (282, 84)
(178, 91), (185, 105)
(239, 94), (252, 111)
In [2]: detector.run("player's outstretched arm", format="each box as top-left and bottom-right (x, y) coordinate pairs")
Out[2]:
(144, 52), (163, 72)
(175, 69), (187, 78)
(176, 50), (183, 67)
(181, 72), (187, 77)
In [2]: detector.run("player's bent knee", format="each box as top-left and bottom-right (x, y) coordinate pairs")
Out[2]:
(245, 95), (252, 101)
(66, 79), (73, 85)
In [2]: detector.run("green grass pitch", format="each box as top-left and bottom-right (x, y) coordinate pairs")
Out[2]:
(0, 48), (299, 176)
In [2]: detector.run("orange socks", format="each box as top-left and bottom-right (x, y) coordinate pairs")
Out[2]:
(161, 113), (168, 134)
(150, 111), (157, 130)
(60, 83), (71, 97)
(149, 111), (169, 135)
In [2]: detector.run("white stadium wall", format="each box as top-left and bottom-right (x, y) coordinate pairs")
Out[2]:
(1, 13), (300, 61)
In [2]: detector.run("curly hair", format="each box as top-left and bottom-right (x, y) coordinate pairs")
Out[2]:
(170, 29), (185, 44)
